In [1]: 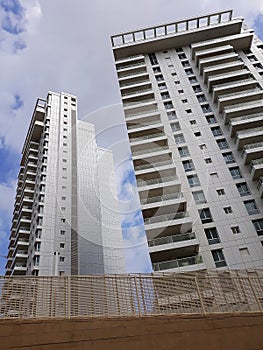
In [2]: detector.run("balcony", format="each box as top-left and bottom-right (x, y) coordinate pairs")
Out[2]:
(13, 263), (27, 274)
(142, 192), (183, 205)
(203, 61), (243, 84)
(115, 54), (145, 64)
(194, 44), (233, 66)
(117, 66), (146, 78)
(208, 69), (250, 93)
(199, 52), (238, 74)
(218, 90), (263, 113)
(223, 101), (263, 125)
(130, 132), (167, 145)
(235, 126), (263, 150)
(229, 114), (263, 137)
(144, 211), (189, 226)
(148, 232), (196, 247)
(242, 142), (263, 164)
(127, 120), (162, 132)
(152, 255), (204, 272)
(250, 158), (263, 180)
(132, 145), (170, 158)
(122, 88), (153, 100)
(257, 177), (263, 197)
(116, 59), (145, 71)
(212, 79), (258, 102)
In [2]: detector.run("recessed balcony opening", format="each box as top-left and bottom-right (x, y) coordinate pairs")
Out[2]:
(150, 244), (199, 263)
(136, 168), (176, 183)
(123, 93), (155, 107)
(131, 138), (168, 156)
(142, 201), (186, 219)
(134, 153), (173, 171)
(129, 126), (164, 140)
(126, 114), (161, 130)
(121, 82), (152, 95)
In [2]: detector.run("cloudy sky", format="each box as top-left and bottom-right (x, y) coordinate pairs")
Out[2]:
(0, 0), (263, 274)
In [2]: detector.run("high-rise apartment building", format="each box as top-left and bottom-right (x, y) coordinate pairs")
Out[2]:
(111, 10), (263, 272)
(6, 91), (126, 276)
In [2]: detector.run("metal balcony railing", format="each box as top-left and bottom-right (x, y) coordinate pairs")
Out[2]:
(135, 160), (173, 171)
(144, 211), (189, 225)
(142, 192), (183, 204)
(153, 255), (203, 271)
(133, 146), (169, 156)
(1, 270), (263, 319)
(148, 232), (196, 247)
(137, 175), (178, 187)
(130, 132), (165, 142)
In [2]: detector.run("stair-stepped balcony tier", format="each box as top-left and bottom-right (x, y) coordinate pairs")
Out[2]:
(194, 44), (234, 66)
(152, 254), (205, 272)
(119, 72), (149, 87)
(242, 142), (263, 164)
(235, 127), (263, 150)
(203, 61), (244, 84)
(257, 177), (263, 197)
(141, 193), (186, 213)
(144, 211), (193, 236)
(141, 192), (185, 209)
(149, 232), (199, 261)
(213, 79), (257, 102)
(230, 114), (263, 137)
(250, 158), (263, 180)
(122, 88), (153, 101)
(223, 101), (263, 125)
(199, 52), (239, 74)
(134, 152), (173, 173)
(207, 69), (251, 92)
(117, 65), (147, 78)
(191, 32), (253, 60)
(218, 90), (263, 113)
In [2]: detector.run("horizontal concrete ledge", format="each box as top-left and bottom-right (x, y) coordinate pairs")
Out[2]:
(1, 312), (263, 350)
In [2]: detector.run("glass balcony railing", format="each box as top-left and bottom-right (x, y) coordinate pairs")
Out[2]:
(144, 211), (189, 225)
(124, 99), (155, 107)
(142, 192), (183, 204)
(127, 119), (161, 130)
(130, 132), (165, 142)
(122, 88), (152, 97)
(137, 175), (178, 187)
(148, 232), (196, 247)
(14, 263), (27, 268)
(135, 160), (173, 171)
(153, 255), (203, 271)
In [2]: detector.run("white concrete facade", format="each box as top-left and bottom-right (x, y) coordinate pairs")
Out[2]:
(112, 10), (263, 272)
(6, 91), (126, 276)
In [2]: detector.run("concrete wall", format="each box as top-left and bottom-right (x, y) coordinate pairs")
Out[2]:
(1, 313), (263, 349)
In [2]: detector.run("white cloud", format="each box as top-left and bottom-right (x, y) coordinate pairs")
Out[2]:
(0, 181), (16, 213)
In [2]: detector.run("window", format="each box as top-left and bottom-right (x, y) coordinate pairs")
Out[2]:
(197, 95), (207, 103)
(216, 189), (225, 195)
(36, 229), (42, 238)
(201, 104), (212, 113)
(189, 76), (198, 83)
(252, 219), (263, 235)
(158, 82), (166, 90)
(185, 68), (194, 75)
(153, 67), (161, 73)
(217, 139), (228, 150)
(60, 230), (65, 235)
(205, 158), (212, 164)
(61, 196), (66, 201)
(229, 166), (242, 179)
(167, 111), (177, 120)
(182, 99), (188, 103)
(231, 226), (240, 234)
(182, 60), (190, 67)
(199, 144), (206, 150)
(178, 89), (184, 94)
(61, 218), (66, 223)
(190, 120), (196, 125)
(192, 190), (206, 204)
(39, 194), (45, 203)
(174, 80), (180, 85)
(194, 132), (201, 137)
(236, 182), (251, 196)
(186, 109), (192, 114)
(193, 85), (202, 93)
(187, 174), (200, 187)
(178, 53), (186, 59)
(149, 53), (158, 65)
(199, 208), (213, 223)
(35, 242), (41, 252)
(61, 207), (66, 211)
(182, 160), (195, 172)
(71, 98), (76, 102)
(38, 205), (44, 214)
(59, 271), (65, 276)
(211, 126), (223, 136)
(178, 146), (190, 157)
(37, 217), (43, 226)
(63, 143), (67, 146)
(176, 48), (183, 52)
(224, 206), (232, 214)
(205, 227), (220, 244)
(223, 152), (235, 164)
(60, 243), (65, 248)
(63, 159), (67, 163)
(155, 74), (164, 81)
(212, 249), (227, 268)
(171, 122), (181, 132)
(161, 92), (170, 100)
(60, 257), (65, 262)
(171, 72), (177, 76)
(239, 247), (250, 256)
(210, 172), (218, 177)
(206, 115), (217, 124)
(164, 101), (174, 109)
(40, 184), (45, 192)
(174, 134), (185, 144)
(244, 200), (259, 215)
(165, 56), (171, 60)
(41, 175), (46, 182)
(34, 256), (40, 266)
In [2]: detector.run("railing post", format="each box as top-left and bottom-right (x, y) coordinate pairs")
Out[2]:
(248, 277), (262, 312)
(67, 275), (71, 319)
(134, 276), (142, 317)
(195, 277), (206, 314)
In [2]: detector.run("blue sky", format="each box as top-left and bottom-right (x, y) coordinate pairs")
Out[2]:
(0, 0), (263, 274)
